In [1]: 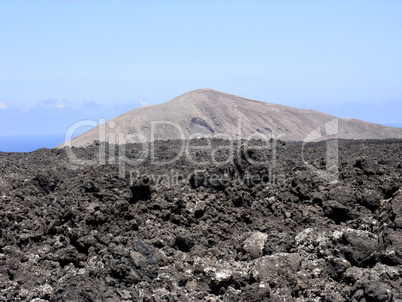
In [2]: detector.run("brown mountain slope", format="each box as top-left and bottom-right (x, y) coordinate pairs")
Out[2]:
(58, 88), (402, 147)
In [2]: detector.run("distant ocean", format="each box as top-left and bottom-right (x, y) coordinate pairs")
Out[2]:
(0, 134), (67, 152)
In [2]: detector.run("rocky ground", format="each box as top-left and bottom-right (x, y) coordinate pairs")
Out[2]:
(0, 139), (401, 301)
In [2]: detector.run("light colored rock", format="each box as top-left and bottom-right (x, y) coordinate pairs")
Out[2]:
(243, 232), (268, 259)
(251, 253), (301, 281)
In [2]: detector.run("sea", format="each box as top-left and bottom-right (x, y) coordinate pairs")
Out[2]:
(0, 134), (67, 153)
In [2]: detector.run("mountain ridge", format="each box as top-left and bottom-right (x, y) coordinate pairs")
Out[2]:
(57, 89), (402, 147)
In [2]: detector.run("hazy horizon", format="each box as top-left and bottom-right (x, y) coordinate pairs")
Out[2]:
(1, 1), (401, 151)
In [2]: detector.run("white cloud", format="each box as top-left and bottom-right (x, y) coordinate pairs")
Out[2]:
(55, 100), (65, 109)
(36, 99), (67, 110)
(138, 98), (150, 107)
(0, 101), (8, 109)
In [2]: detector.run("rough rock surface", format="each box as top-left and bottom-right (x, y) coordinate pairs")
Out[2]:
(0, 138), (401, 301)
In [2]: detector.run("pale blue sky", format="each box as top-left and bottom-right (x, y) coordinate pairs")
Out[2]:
(1, 0), (402, 139)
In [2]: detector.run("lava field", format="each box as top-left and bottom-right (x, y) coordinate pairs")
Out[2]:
(0, 139), (401, 301)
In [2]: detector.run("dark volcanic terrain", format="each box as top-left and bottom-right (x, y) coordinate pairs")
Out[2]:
(1, 139), (402, 301)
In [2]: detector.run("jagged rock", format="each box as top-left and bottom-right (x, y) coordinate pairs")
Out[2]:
(339, 229), (378, 266)
(0, 139), (401, 301)
(130, 177), (152, 202)
(391, 191), (402, 229)
(327, 256), (352, 280)
(361, 189), (382, 211)
(242, 232), (268, 259)
(251, 253), (301, 282)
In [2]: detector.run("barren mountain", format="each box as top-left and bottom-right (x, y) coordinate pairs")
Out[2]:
(58, 89), (402, 147)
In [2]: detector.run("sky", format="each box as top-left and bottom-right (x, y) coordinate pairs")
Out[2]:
(0, 0), (402, 151)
